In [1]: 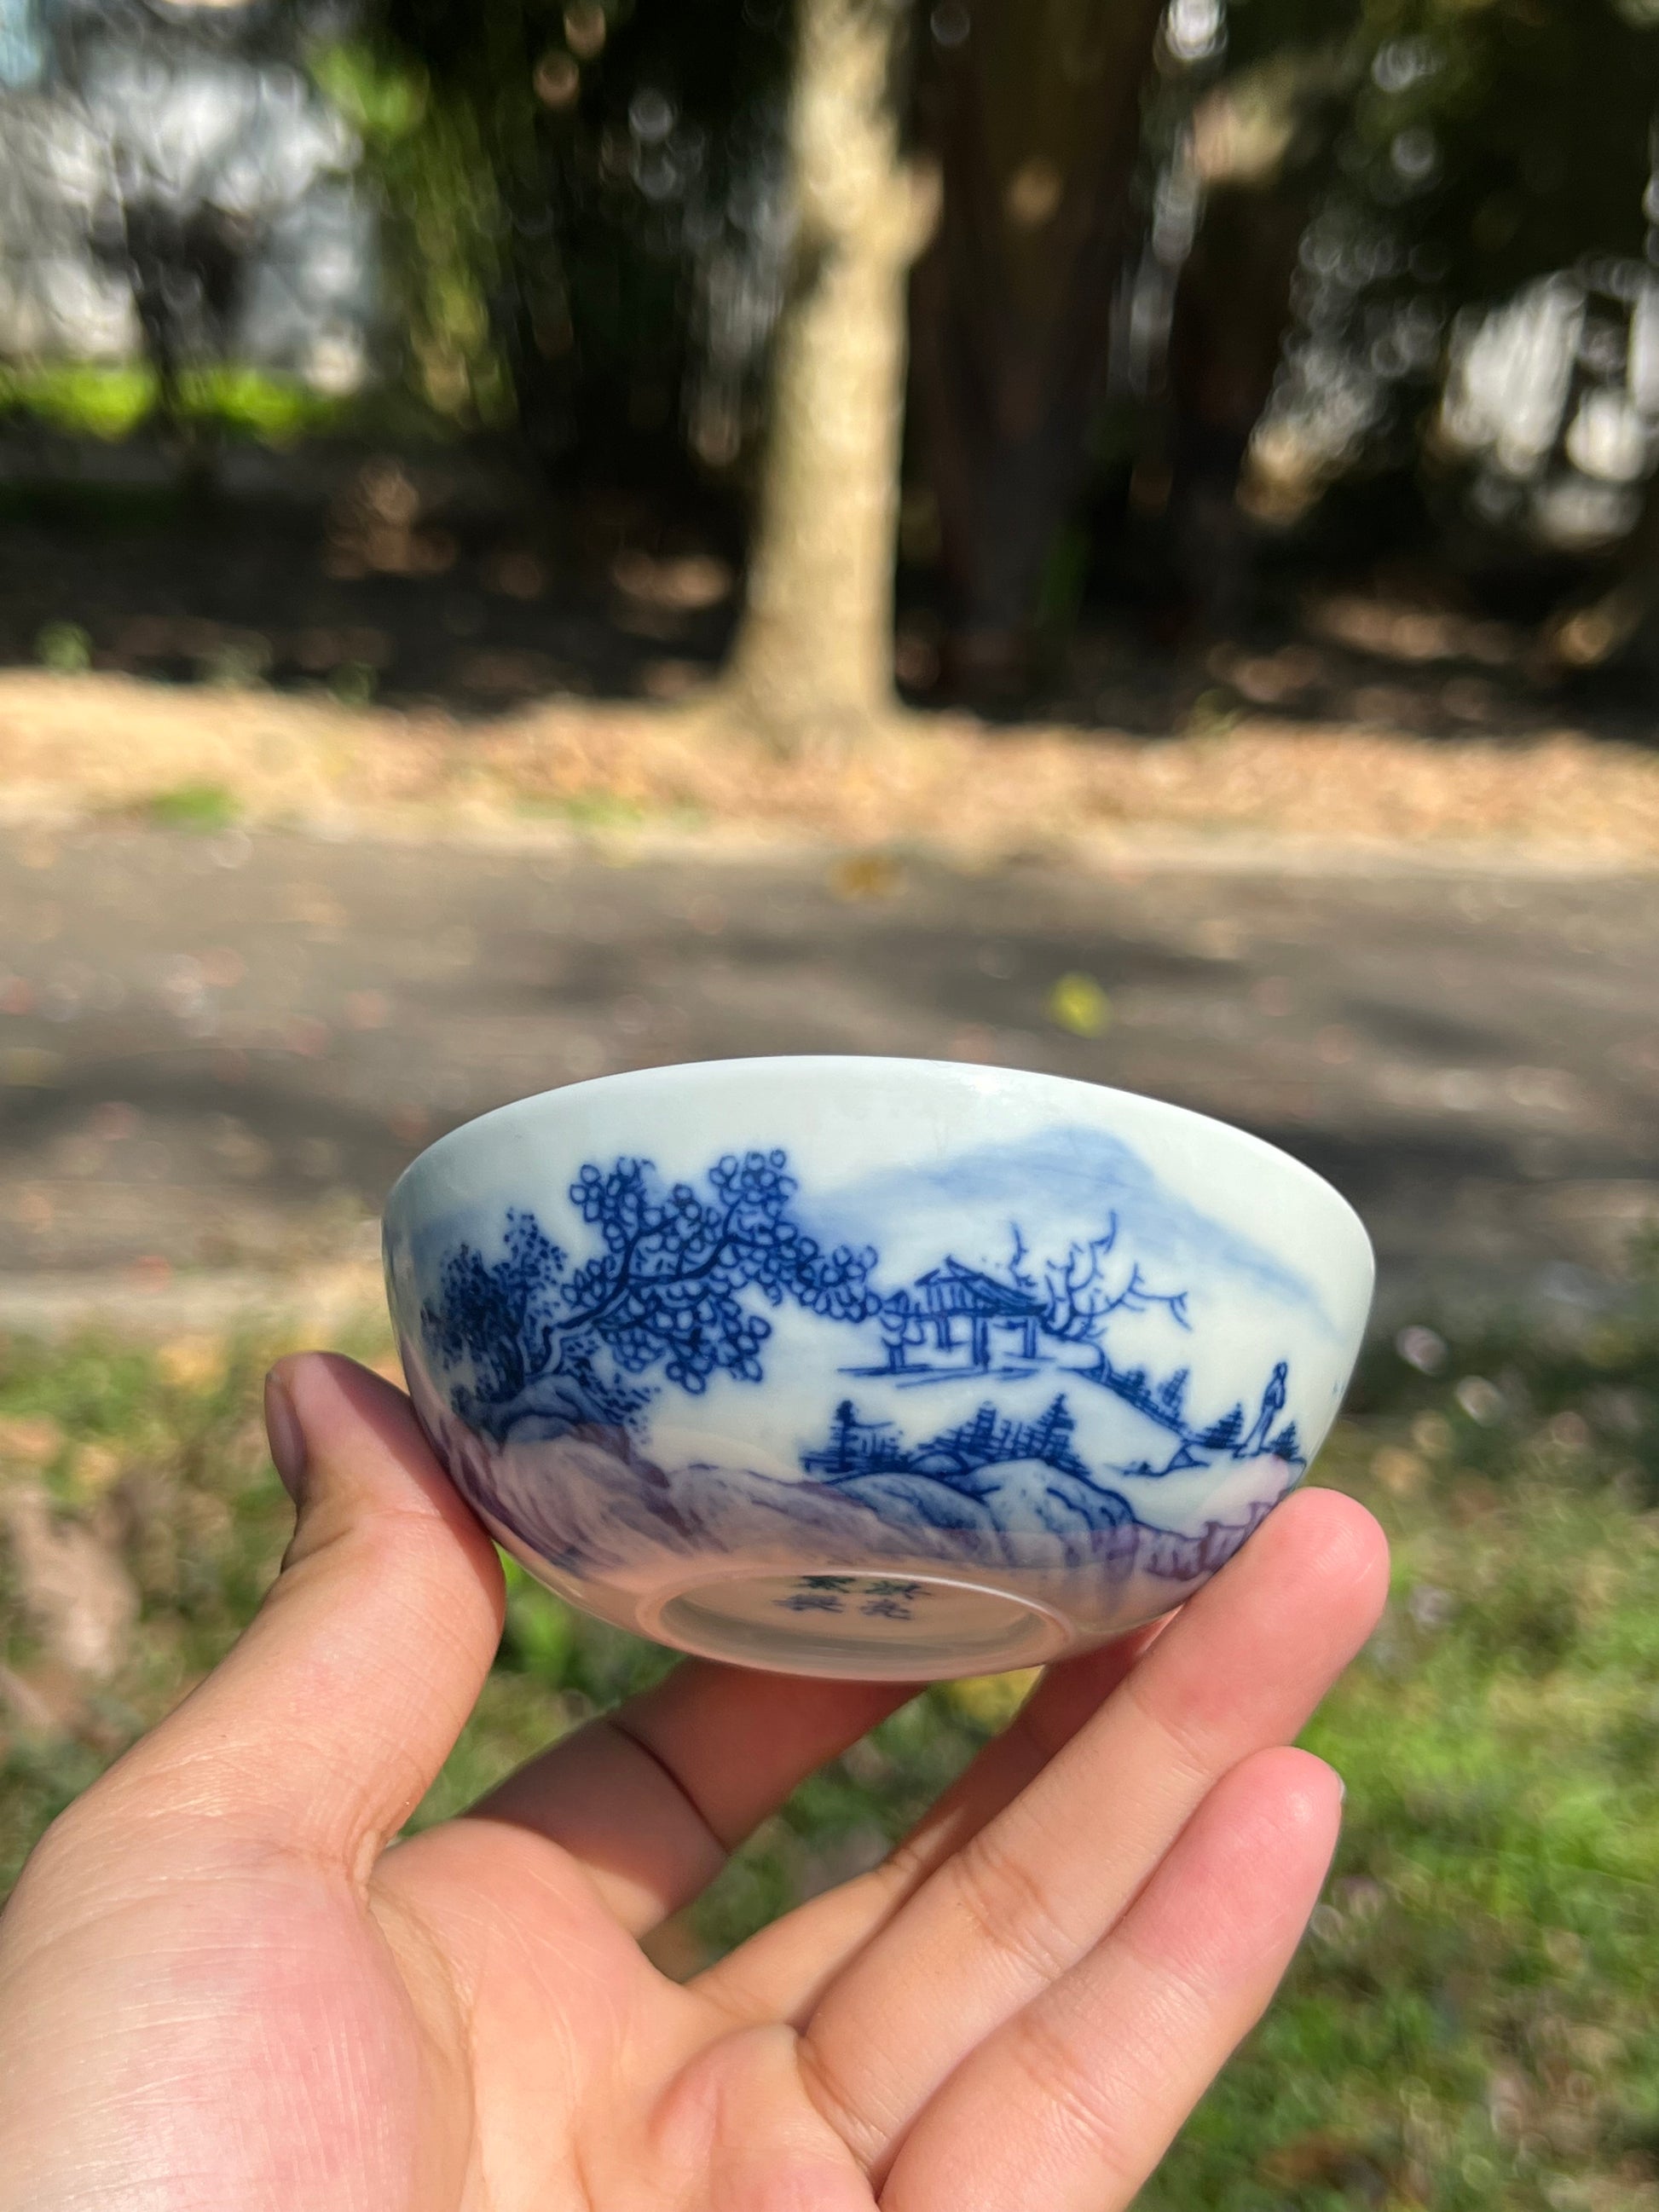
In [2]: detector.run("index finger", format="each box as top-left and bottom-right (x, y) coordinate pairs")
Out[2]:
(464, 1660), (913, 1934)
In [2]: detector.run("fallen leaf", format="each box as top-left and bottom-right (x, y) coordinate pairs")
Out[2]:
(830, 852), (902, 901)
(1046, 973), (1112, 1038)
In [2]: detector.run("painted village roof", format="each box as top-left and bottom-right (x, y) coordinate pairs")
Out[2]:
(911, 1259), (1043, 1318)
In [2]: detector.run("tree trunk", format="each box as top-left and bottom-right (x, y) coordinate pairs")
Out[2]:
(1165, 178), (1311, 631)
(722, 0), (935, 752)
(1544, 468), (1659, 678)
(910, 0), (1165, 696)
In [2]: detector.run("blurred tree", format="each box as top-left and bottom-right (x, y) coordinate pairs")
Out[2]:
(353, 0), (791, 469)
(908, 0), (1167, 695)
(338, 0), (1659, 699)
(1130, 16), (1359, 627)
(1060, 0), (1659, 649)
(354, 0), (938, 748)
(720, 0), (939, 748)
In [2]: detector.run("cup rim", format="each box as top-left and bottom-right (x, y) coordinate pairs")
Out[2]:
(386, 1054), (1373, 1264)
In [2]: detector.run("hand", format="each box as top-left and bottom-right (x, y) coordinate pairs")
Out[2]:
(0, 1353), (1387, 2212)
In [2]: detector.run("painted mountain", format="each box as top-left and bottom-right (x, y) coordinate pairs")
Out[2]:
(408, 1366), (1289, 1641)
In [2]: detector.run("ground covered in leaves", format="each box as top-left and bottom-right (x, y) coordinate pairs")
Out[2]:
(2, 1278), (1657, 2210)
(3, 667), (1659, 867)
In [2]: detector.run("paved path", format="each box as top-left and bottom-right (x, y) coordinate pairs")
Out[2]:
(1, 820), (1655, 1333)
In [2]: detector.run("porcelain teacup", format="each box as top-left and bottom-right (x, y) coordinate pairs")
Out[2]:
(384, 1057), (1373, 1679)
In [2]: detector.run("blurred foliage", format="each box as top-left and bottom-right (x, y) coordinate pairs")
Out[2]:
(1177, 0), (1659, 516)
(309, 40), (516, 429)
(1321, 0), (1656, 312)
(0, 364), (157, 440)
(327, 0), (793, 473)
(3, 1252), (1657, 2203)
(32, 619), (91, 673)
(1207, 0), (1659, 286)
(309, 0), (1659, 630)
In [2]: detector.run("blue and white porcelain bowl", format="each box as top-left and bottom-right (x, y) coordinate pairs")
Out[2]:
(384, 1057), (1374, 1681)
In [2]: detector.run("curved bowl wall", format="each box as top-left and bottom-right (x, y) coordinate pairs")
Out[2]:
(384, 1057), (1374, 1680)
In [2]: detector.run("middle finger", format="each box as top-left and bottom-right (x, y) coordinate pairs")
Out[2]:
(699, 1620), (1165, 2022)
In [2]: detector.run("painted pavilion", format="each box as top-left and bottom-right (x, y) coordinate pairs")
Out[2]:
(907, 1258), (1045, 1369)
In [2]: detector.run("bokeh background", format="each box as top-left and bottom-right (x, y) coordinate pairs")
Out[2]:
(2, 1), (1658, 2205)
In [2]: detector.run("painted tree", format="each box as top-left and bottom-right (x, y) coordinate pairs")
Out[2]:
(1198, 1401), (1246, 1451)
(1037, 1216), (1192, 1356)
(1004, 1223), (1038, 1297)
(423, 1149), (880, 1441)
(967, 1218), (1300, 1467)
(825, 1400), (863, 1470)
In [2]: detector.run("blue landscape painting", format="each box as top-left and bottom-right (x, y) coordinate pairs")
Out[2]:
(416, 1141), (1314, 1591)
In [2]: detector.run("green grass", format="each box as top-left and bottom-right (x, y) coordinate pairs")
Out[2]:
(2, 1272), (1656, 2209)
(142, 782), (243, 832)
(0, 363), (354, 443)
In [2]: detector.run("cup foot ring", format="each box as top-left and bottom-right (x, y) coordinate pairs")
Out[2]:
(640, 1568), (1073, 1680)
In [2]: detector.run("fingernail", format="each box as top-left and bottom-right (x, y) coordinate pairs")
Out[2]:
(1334, 1770), (1347, 1805)
(264, 1367), (309, 1502)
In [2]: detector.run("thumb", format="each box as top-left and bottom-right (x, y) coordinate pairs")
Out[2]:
(99, 1353), (505, 1875)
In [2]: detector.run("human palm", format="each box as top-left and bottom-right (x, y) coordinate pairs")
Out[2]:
(0, 1355), (1387, 2212)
